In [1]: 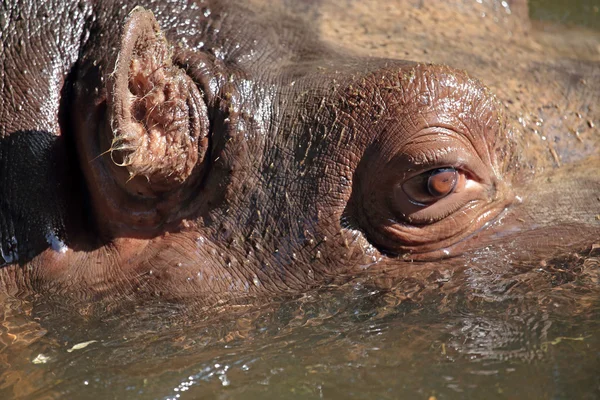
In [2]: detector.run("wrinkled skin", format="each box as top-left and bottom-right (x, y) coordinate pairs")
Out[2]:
(0, 0), (598, 309)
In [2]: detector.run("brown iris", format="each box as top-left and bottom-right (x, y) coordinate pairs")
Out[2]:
(402, 167), (458, 205)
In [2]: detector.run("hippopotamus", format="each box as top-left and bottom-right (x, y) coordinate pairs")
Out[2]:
(0, 0), (598, 307)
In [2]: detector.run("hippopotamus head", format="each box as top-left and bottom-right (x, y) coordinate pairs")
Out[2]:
(1, 0), (598, 305)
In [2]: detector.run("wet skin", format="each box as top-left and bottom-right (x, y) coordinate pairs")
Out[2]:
(0, 0), (598, 307)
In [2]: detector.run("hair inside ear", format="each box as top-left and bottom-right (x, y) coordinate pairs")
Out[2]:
(106, 7), (209, 198)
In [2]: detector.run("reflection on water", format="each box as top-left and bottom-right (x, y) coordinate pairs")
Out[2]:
(1, 254), (599, 399)
(1, 0), (599, 399)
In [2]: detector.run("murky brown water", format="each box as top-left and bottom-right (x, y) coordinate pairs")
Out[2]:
(1, 1), (599, 399)
(1, 273), (599, 399)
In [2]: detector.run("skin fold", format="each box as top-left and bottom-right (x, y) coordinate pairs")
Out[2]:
(0, 0), (598, 309)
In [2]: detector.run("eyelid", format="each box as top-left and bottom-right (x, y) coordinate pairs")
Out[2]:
(394, 130), (490, 183)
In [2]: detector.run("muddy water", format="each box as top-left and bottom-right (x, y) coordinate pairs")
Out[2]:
(2, 274), (600, 399)
(1, 1), (599, 399)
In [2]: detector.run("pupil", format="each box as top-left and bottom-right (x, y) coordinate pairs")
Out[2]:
(427, 168), (458, 197)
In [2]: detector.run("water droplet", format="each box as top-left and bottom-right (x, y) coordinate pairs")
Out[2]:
(219, 374), (230, 386)
(46, 230), (68, 253)
(32, 353), (50, 364)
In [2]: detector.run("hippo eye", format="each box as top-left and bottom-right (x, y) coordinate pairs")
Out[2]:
(344, 64), (518, 259)
(402, 167), (459, 205)
(390, 164), (470, 226)
(350, 118), (515, 259)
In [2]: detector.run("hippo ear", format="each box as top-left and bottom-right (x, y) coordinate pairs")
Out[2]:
(105, 7), (209, 198)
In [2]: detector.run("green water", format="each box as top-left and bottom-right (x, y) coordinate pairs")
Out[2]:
(530, 0), (600, 30)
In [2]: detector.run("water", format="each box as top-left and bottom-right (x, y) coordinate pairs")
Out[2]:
(1, 271), (599, 399)
(530, 0), (600, 29)
(1, 0), (599, 399)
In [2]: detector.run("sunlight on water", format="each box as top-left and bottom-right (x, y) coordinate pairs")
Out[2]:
(0, 268), (600, 399)
(1, 252), (599, 399)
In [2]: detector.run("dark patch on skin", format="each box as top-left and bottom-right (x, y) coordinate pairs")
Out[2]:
(0, 131), (66, 264)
